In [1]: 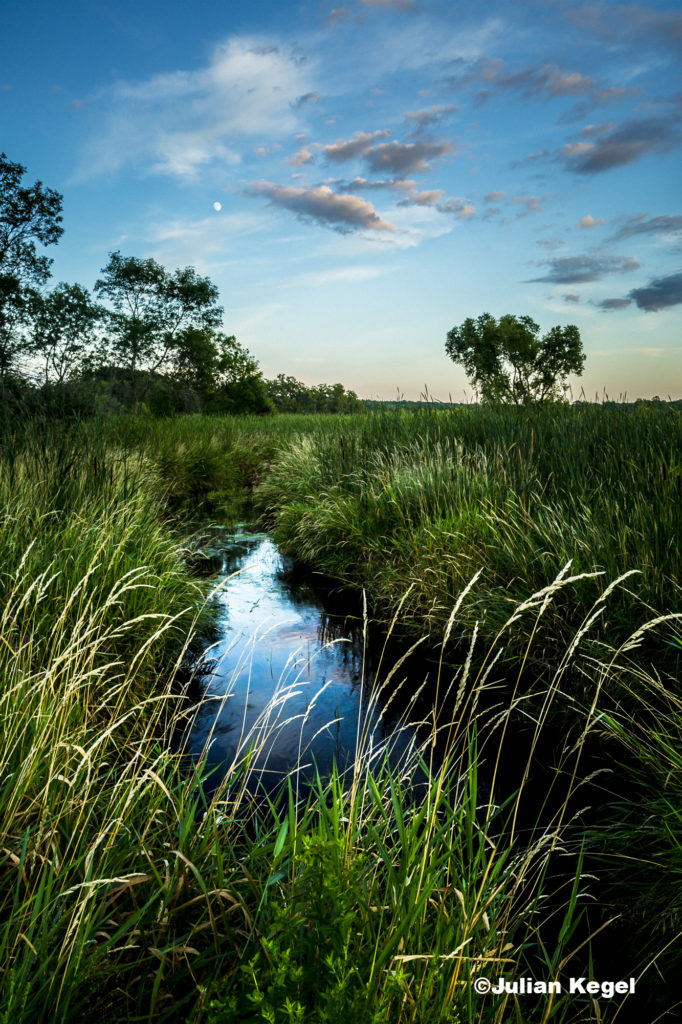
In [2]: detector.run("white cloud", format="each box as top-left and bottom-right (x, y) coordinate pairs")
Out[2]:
(397, 188), (445, 207)
(512, 194), (544, 214)
(145, 210), (270, 269)
(286, 146), (315, 165)
(323, 130), (392, 163)
(76, 37), (314, 180)
(290, 265), (390, 287)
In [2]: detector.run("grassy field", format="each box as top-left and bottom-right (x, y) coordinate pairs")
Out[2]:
(0, 405), (680, 1022)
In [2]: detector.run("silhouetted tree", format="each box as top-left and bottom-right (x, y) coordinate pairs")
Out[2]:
(0, 153), (63, 382)
(173, 328), (273, 413)
(94, 252), (223, 405)
(29, 282), (102, 385)
(445, 313), (585, 403)
(265, 374), (363, 413)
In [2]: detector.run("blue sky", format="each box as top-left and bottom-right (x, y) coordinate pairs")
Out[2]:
(2, 0), (681, 399)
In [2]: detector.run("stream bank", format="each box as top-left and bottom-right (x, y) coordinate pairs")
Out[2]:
(180, 524), (661, 1021)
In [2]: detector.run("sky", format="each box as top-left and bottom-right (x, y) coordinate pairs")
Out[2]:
(1, 0), (681, 400)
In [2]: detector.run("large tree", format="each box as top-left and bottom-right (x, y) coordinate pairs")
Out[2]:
(445, 313), (585, 403)
(29, 282), (102, 385)
(0, 153), (63, 382)
(207, 332), (273, 414)
(171, 327), (272, 412)
(265, 373), (363, 413)
(94, 252), (223, 404)
(265, 373), (310, 412)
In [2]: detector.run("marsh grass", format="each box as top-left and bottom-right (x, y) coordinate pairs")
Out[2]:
(252, 404), (680, 667)
(84, 404), (681, 661)
(580, 632), (682, 985)
(0, 409), (679, 1022)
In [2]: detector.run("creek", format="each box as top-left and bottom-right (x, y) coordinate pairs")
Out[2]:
(181, 526), (645, 1015)
(185, 527), (430, 796)
(183, 527), (574, 817)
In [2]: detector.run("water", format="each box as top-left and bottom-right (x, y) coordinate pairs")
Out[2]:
(182, 529), (642, 1012)
(184, 529), (548, 809)
(186, 528), (421, 794)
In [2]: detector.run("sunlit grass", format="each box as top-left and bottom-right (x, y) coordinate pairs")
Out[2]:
(0, 407), (679, 1021)
(252, 403), (680, 663)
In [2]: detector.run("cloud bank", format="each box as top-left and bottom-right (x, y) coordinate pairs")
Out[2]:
(611, 213), (682, 240)
(529, 254), (639, 283)
(323, 133), (451, 175)
(562, 116), (681, 174)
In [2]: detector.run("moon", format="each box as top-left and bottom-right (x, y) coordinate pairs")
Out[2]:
(213, 201), (222, 212)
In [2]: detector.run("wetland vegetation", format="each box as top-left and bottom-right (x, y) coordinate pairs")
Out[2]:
(0, 402), (680, 1023)
(1, 146), (681, 1022)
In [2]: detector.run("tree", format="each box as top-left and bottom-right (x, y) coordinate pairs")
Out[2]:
(445, 313), (585, 403)
(157, 327), (271, 414)
(0, 153), (63, 382)
(264, 374), (363, 413)
(0, 275), (33, 383)
(94, 252), (223, 404)
(29, 282), (102, 385)
(209, 333), (273, 414)
(311, 382), (363, 413)
(265, 373), (310, 412)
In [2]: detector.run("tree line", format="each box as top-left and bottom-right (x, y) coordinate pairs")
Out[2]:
(2, 149), (590, 419)
(0, 153), (362, 420)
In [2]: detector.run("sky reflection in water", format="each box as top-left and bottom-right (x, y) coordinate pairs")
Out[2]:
(188, 531), (415, 792)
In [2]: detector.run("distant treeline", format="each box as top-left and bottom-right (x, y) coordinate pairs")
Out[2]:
(364, 396), (682, 412)
(0, 151), (365, 422)
(365, 398), (466, 411)
(265, 374), (364, 414)
(1, 363), (366, 421)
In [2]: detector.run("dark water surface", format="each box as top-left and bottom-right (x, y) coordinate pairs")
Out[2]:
(187, 528), (422, 793)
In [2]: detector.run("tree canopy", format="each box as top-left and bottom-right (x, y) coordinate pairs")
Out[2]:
(265, 374), (364, 413)
(0, 153), (63, 382)
(445, 313), (585, 403)
(94, 252), (223, 402)
(29, 282), (101, 385)
(0, 153), (63, 278)
(171, 328), (273, 414)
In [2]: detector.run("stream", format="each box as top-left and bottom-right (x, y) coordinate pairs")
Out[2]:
(181, 527), (645, 1014)
(185, 527), (427, 795)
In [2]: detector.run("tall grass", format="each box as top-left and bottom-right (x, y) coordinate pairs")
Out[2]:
(0, 439), (218, 1020)
(0, 409), (679, 1021)
(253, 403), (681, 666)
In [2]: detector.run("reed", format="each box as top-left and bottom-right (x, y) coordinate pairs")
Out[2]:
(0, 408), (679, 1021)
(253, 403), (680, 666)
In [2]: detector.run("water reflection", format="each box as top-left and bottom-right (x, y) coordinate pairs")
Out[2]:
(187, 529), (418, 793)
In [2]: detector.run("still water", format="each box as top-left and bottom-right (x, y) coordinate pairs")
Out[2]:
(187, 528), (422, 793)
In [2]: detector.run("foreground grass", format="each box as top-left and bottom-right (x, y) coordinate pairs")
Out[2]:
(0, 412), (680, 1021)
